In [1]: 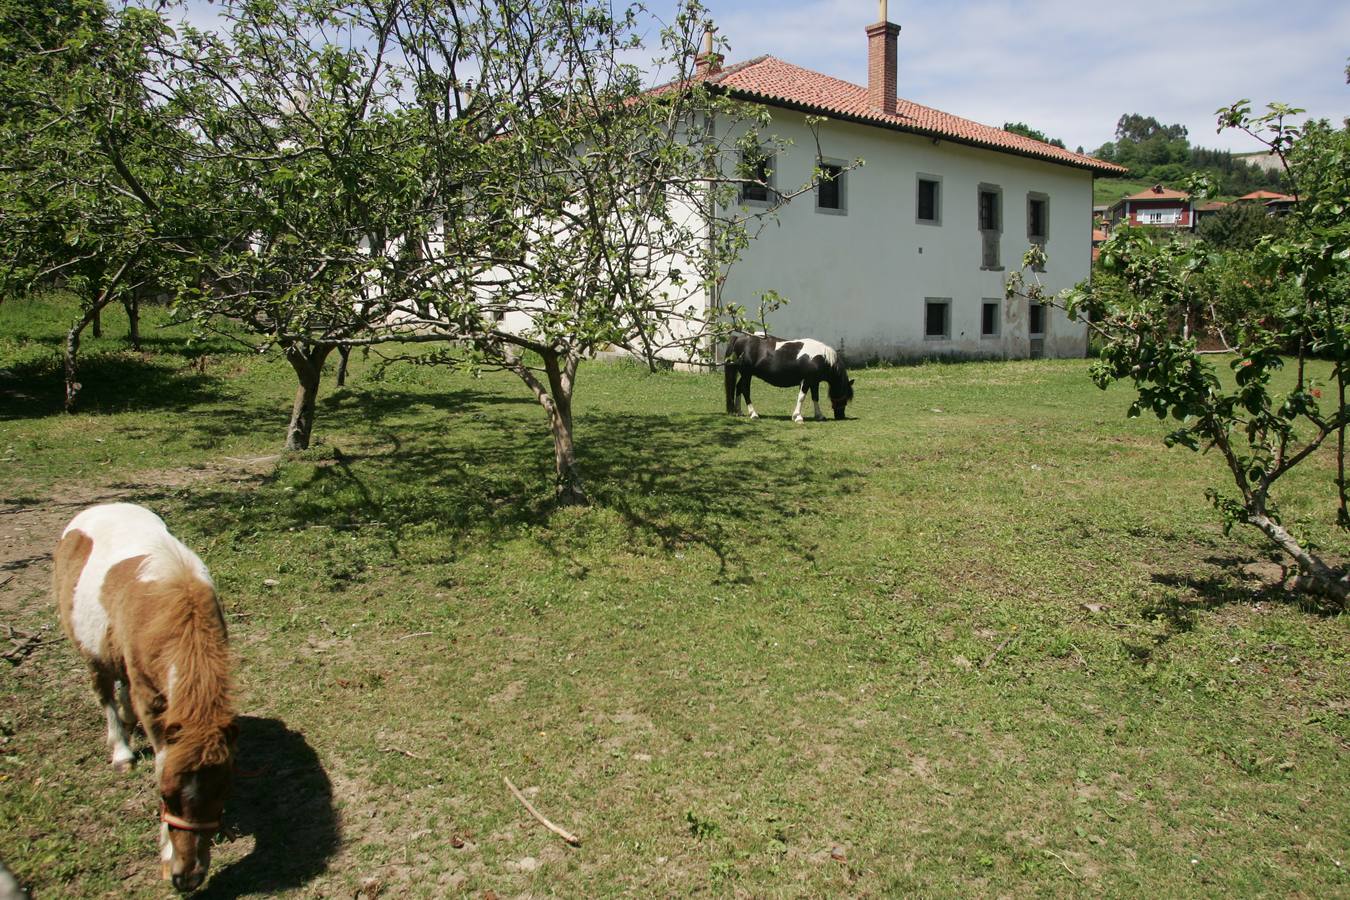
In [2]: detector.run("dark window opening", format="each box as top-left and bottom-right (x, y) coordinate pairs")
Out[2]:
(925, 300), (950, 339)
(1028, 198), (1047, 239)
(982, 301), (1000, 337)
(980, 187), (1002, 268)
(1029, 302), (1045, 336)
(741, 152), (773, 203)
(979, 190), (1000, 231)
(918, 178), (939, 222)
(817, 163), (842, 210)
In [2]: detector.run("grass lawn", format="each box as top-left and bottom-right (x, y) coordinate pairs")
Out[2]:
(1, 295), (1347, 896)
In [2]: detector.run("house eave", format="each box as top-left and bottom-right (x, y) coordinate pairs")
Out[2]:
(717, 86), (1125, 177)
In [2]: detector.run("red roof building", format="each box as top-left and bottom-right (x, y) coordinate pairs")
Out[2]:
(1193, 199), (1228, 227)
(1106, 184), (1194, 230)
(684, 55), (1125, 176)
(1236, 190), (1297, 216)
(647, 5), (1123, 361)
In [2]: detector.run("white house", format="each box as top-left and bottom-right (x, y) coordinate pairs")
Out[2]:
(690, 4), (1126, 362)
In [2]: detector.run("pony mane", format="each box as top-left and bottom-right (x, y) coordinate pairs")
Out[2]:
(141, 553), (235, 772)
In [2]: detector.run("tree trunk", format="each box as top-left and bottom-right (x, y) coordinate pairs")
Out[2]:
(124, 296), (140, 351)
(335, 346), (351, 387)
(91, 306), (102, 339)
(63, 321), (86, 413)
(1249, 512), (1348, 604)
(284, 343), (334, 451)
(542, 351), (586, 505)
(548, 407), (586, 505)
(63, 295), (116, 411)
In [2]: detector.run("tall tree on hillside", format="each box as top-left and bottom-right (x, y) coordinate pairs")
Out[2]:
(1114, 113), (1188, 144)
(1003, 122), (1066, 148)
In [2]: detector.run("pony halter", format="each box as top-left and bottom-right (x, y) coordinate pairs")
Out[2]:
(161, 802), (220, 833)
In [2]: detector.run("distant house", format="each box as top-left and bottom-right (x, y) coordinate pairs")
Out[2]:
(1091, 227), (1107, 262)
(1236, 190), (1296, 216)
(1193, 199), (1228, 227)
(1106, 184), (1193, 230)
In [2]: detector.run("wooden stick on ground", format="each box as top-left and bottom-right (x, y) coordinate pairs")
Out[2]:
(378, 745), (427, 760)
(504, 776), (581, 846)
(980, 635), (1017, 669)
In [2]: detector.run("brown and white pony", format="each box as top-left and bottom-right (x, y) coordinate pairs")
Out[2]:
(54, 503), (236, 893)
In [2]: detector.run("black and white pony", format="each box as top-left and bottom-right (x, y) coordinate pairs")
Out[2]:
(724, 332), (854, 422)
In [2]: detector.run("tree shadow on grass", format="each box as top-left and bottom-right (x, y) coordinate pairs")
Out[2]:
(581, 413), (863, 581)
(199, 715), (338, 898)
(176, 382), (863, 586)
(0, 352), (227, 420)
(1135, 555), (1343, 658)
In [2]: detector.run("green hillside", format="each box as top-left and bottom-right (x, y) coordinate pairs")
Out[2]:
(1093, 178), (1154, 208)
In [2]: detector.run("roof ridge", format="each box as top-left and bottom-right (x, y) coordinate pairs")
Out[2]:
(706, 53), (772, 83)
(707, 55), (1122, 173)
(648, 53), (1125, 174)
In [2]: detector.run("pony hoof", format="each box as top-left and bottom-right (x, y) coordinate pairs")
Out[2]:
(749, 413), (759, 420)
(793, 415), (804, 423)
(112, 758), (133, 773)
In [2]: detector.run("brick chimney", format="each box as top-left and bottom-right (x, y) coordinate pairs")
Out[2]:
(694, 25), (722, 78)
(866, 0), (899, 115)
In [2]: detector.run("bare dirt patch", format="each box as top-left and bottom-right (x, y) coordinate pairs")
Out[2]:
(0, 459), (274, 623)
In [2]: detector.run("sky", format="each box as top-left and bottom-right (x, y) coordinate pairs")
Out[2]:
(686, 0), (1349, 155)
(171, 0), (1348, 156)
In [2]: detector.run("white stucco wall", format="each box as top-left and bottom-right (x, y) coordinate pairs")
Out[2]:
(716, 109), (1094, 361)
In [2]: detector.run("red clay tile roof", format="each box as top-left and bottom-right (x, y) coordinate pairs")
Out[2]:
(1092, 228), (1107, 242)
(1120, 184), (1190, 201)
(681, 56), (1126, 175)
(1195, 200), (1228, 211)
(1238, 190), (1294, 201)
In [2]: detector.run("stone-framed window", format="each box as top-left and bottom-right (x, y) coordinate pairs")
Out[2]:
(978, 183), (1002, 270)
(1027, 192), (1049, 271)
(924, 298), (951, 340)
(815, 159), (847, 215)
(981, 300), (1001, 338)
(740, 149), (776, 205)
(916, 174), (942, 225)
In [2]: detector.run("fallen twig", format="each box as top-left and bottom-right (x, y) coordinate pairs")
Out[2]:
(378, 745), (427, 760)
(504, 776), (581, 846)
(304, 522), (387, 530)
(0, 574), (13, 590)
(980, 635), (1017, 669)
(222, 454), (281, 465)
(396, 631), (434, 641)
(1043, 849), (1083, 880)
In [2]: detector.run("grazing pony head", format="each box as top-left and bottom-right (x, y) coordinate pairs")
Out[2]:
(146, 569), (237, 894)
(159, 718), (237, 892)
(829, 376), (855, 420)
